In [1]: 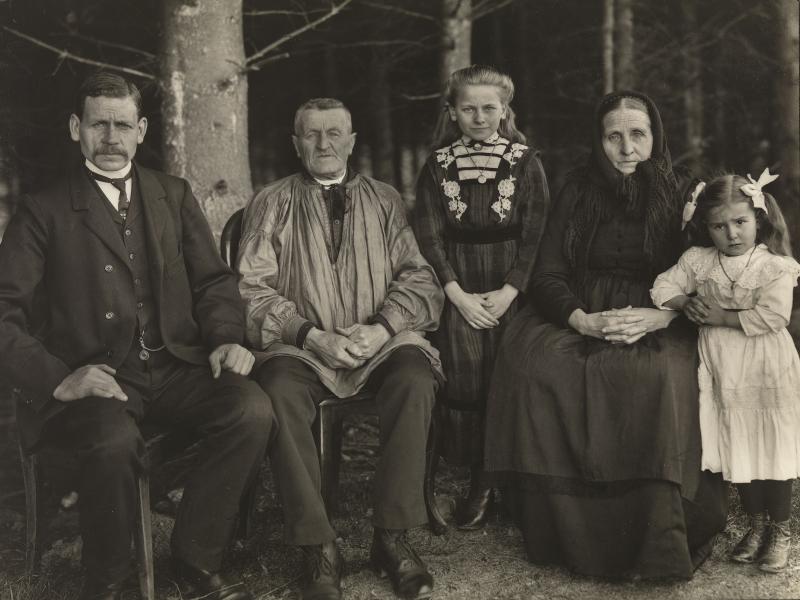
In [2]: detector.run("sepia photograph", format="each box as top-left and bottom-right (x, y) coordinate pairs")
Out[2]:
(0, 1), (798, 599)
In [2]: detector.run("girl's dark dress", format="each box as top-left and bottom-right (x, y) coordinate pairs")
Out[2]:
(483, 92), (728, 579)
(414, 137), (549, 463)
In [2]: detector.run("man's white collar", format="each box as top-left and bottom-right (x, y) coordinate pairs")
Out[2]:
(85, 159), (132, 179)
(313, 172), (346, 187)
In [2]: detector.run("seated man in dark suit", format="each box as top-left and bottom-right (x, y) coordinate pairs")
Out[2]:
(0, 72), (272, 600)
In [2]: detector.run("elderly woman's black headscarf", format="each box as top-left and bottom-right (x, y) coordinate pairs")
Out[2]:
(564, 90), (683, 276)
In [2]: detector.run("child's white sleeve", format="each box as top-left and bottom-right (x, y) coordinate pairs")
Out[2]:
(738, 272), (795, 336)
(650, 251), (697, 310)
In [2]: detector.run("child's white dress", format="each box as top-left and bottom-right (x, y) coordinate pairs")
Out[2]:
(651, 244), (800, 483)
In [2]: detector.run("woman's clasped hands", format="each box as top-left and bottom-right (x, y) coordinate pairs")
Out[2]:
(569, 306), (678, 344)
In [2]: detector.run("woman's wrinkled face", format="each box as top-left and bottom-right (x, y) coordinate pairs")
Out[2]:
(601, 107), (653, 175)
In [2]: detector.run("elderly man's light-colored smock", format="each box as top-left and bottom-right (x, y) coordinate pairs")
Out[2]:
(652, 244), (800, 483)
(237, 172), (444, 397)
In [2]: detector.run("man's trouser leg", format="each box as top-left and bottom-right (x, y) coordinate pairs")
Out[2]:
(256, 357), (336, 546)
(146, 366), (274, 571)
(367, 346), (437, 530)
(45, 397), (144, 585)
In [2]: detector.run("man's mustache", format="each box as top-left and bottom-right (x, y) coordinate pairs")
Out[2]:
(97, 148), (128, 157)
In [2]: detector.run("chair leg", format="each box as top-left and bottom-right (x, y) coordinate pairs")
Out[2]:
(236, 473), (259, 540)
(134, 472), (156, 600)
(424, 405), (447, 535)
(319, 410), (344, 516)
(19, 446), (42, 573)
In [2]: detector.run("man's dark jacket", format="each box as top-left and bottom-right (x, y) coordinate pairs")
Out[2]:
(0, 163), (245, 449)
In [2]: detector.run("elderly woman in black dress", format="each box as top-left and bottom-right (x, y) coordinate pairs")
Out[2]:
(484, 90), (728, 578)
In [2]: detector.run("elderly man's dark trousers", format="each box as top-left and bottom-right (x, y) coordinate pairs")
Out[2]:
(256, 346), (437, 545)
(43, 354), (274, 585)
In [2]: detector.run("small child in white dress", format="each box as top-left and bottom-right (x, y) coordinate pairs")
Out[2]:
(651, 169), (800, 573)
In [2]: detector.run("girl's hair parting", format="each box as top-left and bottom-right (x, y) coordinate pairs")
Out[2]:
(688, 173), (792, 256)
(430, 64), (526, 149)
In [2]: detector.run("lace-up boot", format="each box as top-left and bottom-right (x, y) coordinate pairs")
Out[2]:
(300, 541), (343, 600)
(731, 513), (769, 563)
(370, 528), (433, 599)
(759, 520), (792, 573)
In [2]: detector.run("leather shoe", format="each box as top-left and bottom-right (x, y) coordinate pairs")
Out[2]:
(370, 528), (433, 599)
(759, 520), (792, 573)
(731, 512), (769, 563)
(171, 557), (253, 600)
(300, 541), (343, 600)
(78, 579), (124, 600)
(455, 485), (494, 531)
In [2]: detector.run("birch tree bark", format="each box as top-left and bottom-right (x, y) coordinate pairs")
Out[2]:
(161, 0), (252, 236)
(441, 0), (472, 83)
(615, 0), (634, 90)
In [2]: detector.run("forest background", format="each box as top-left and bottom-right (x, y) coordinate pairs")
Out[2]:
(0, 0), (798, 242)
(0, 1), (799, 599)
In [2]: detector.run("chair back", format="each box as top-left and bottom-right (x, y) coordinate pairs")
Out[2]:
(220, 208), (244, 268)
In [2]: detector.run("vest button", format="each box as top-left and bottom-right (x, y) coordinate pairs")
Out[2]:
(104, 264), (114, 272)
(124, 229), (132, 236)
(137, 302), (144, 309)
(107, 350), (114, 358)
(128, 252), (135, 260)
(134, 278), (141, 285)
(105, 311), (115, 319)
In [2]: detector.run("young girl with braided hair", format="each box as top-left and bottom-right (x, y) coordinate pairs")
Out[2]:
(651, 169), (800, 573)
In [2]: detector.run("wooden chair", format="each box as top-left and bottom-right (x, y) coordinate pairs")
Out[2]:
(221, 208), (447, 534)
(15, 406), (256, 600)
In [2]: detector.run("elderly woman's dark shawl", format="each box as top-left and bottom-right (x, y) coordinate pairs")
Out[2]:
(563, 91), (684, 287)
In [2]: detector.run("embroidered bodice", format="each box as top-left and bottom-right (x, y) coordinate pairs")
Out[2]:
(434, 134), (528, 223)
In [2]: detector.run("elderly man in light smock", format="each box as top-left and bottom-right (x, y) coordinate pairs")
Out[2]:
(237, 98), (444, 600)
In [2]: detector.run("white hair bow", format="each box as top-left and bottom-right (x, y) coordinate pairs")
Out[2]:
(740, 168), (779, 214)
(681, 181), (706, 230)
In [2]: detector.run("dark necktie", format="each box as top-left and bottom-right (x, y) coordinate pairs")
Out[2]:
(324, 184), (346, 223)
(88, 170), (133, 220)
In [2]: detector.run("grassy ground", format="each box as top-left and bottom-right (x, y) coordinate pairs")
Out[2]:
(1, 417), (798, 600)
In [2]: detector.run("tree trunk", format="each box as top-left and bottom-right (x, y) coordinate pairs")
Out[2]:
(368, 52), (396, 186)
(682, 0), (703, 173)
(399, 144), (416, 211)
(161, 0), (252, 236)
(323, 46), (339, 97)
(615, 0), (634, 90)
(712, 41), (728, 168)
(513, 1), (535, 139)
(775, 0), (800, 216)
(441, 0), (472, 84)
(354, 143), (373, 178)
(603, 0), (615, 93)
(491, 10), (506, 68)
